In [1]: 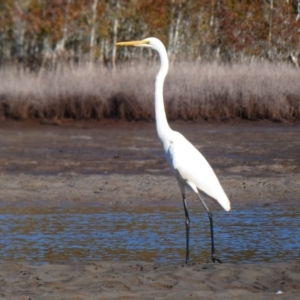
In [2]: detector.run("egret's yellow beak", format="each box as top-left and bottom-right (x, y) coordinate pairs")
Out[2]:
(116, 39), (149, 46)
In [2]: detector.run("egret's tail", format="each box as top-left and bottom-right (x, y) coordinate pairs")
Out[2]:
(198, 187), (231, 212)
(212, 185), (231, 211)
(220, 195), (231, 212)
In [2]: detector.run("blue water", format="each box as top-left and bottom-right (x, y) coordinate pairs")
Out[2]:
(0, 205), (299, 264)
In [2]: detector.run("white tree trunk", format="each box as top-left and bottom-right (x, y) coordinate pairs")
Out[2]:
(168, 0), (183, 62)
(111, 0), (120, 69)
(90, 0), (98, 64)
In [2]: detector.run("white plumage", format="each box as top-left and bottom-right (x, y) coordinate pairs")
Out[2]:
(165, 131), (230, 211)
(116, 37), (231, 263)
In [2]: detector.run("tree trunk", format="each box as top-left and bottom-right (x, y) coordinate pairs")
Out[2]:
(90, 0), (98, 64)
(111, 0), (120, 69)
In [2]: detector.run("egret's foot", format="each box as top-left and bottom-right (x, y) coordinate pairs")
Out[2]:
(212, 257), (222, 263)
(206, 255), (222, 264)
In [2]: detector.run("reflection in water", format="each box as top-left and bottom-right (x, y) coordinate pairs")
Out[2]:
(0, 205), (299, 264)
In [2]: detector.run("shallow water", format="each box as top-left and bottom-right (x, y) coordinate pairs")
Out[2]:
(0, 204), (299, 264)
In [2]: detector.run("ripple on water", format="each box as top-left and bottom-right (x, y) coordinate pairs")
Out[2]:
(0, 205), (299, 264)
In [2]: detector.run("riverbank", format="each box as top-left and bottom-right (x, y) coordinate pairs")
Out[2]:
(0, 121), (299, 298)
(0, 261), (299, 299)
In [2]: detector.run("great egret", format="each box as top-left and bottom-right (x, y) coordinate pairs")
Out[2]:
(116, 38), (231, 263)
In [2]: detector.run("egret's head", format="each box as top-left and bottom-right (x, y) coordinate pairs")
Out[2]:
(116, 37), (163, 51)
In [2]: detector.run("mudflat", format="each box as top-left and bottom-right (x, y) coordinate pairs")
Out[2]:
(0, 120), (299, 299)
(1, 120), (299, 207)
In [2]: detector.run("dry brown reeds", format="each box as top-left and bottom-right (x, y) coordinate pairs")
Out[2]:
(0, 61), (300, 122)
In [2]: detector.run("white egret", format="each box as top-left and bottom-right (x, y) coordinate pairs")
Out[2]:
(116, 38), (231, 263)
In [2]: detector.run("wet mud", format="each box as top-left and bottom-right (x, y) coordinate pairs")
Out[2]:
(0, 120), (299, 207)
(0, 120), (300, 299)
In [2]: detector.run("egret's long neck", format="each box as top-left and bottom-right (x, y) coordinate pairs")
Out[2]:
(155, 47), (171, 143)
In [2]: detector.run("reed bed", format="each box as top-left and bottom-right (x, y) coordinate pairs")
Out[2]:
(0, 61), (300, 122)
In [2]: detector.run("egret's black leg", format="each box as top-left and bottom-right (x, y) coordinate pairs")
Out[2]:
(207, 211), (221, 263)
(182, 194), (190, 264)
(196, 193), (222, 263)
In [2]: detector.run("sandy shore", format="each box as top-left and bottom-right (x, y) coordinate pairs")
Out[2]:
(0, 261), (299, 299)
(0, 121), (300, 298)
